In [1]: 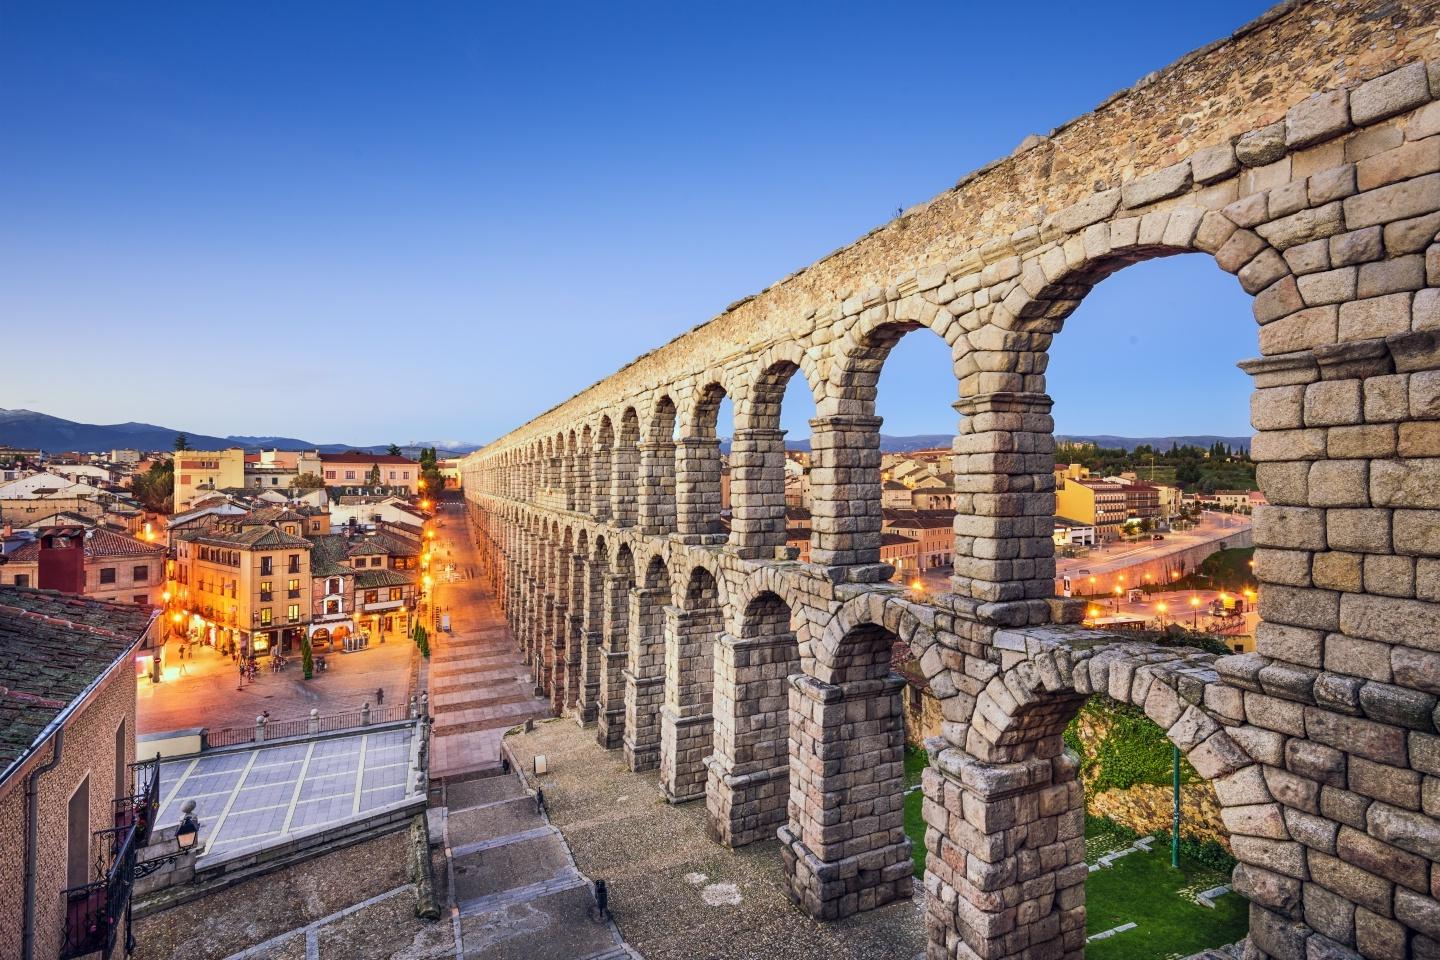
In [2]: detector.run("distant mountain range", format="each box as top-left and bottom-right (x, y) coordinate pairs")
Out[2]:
(722, 433), (1251, 454)
(0, 409), (482, 457)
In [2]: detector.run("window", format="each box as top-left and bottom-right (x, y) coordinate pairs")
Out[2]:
(403, 471), (411, 480)
(271, 477), (279, 486)
(285, 525), (297, 535)
(260, 607), (273, 625)
(311, 521), (321, 532)
(389, 470), (396, 480)
(133, 565), (149, 582)
(260, 556), (273, 576)
(324, 470), (336, 480)
(288, 554), (300, 574)
(389, 588), (402, 601)
(133, 595), (146, 605)
(115, 721), (127, 801)
(67, 776), (90, 886)
(260, 580), (273, 602)
(287, 603), (300, 623)
(287, 579), (300, 598)
(325, 599), (340, 615)
(327, 578), (341, 595)
(344, 470), (356, 480)
(365, 590), (379, 604)
(13, 574), (29, 587)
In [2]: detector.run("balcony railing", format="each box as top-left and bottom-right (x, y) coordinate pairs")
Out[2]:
(59, 758), (158, 959)
(205, 702), (413, 749)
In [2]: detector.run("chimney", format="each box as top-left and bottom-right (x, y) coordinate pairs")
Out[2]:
(38, 526), (86, 595)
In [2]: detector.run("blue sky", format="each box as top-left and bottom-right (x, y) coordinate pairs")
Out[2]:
(0, 1), (1271, 446)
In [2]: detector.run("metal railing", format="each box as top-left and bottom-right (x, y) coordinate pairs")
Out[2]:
(206, 702), (413, 749)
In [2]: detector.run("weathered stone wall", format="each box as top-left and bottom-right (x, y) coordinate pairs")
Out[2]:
(463, 3), (1440, 958)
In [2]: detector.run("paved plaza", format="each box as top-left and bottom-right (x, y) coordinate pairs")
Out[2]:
(138, 627), (416, 736)
(155, 725), (422, 861)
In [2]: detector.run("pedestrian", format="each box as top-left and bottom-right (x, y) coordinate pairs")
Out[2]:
(376, 687), (385, 706)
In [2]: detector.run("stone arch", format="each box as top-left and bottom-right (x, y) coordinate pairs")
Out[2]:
(622, 552), (671, 773)
(612, 406), (642, 527)
(707, 588), (803, 848)
(659, 564), (724, 803)
(576, 423), (594, 516)
(593, 415), (614, 522)
(933, 634), (1260, 960)
(676, 377), (729, 540)
(596, 540), (635, 749)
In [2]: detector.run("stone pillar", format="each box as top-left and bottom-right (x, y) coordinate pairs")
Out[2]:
(706, 631), (799, 848)
(727, 427), (788, 559)
(574, 446), (592, 514)
(576, 561), (603, 726)
(808, 415), (889, 577)
(950, 391), (1055, 620)
(778, 673), (911, 920)
(591, 445), (612, 521)
(560, 451), (575, 510)
(675, 436), (723, 542)
(922, 745), (1085, 960)
(637, 440), (677, 535)
(541, 594), (557, 701)
(548, 596), (568, 714)
(611, 442), (640, 527)
(658, 601), (721, 804)
(622, 586), (667, 773)
(595, 572), (629, 750)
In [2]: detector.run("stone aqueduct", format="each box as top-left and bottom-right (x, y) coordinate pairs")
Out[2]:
(461, 2), (1440, 957)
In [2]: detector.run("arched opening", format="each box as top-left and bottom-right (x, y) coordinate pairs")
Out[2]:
(623, 554), (669, 772)
(707, 590), (801, 848)
(597, 542), (634, 750)
(658, 565), (722, 803)
(613, 408), (641, 527)
(677, 381), (730, 541)
(577, 535), (605, 725)
(781, 619), (911, 920)
(731, 357), (818, 560)
(576, 425), (593, 515)
(563, 431), (578, 511)
(593, 416), (614, 522)
(641, 395), (678, 534)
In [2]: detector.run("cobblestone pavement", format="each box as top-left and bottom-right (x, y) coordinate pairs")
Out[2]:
(138, 629), (416, 735)
(507, 720), (926, 960)
(428, 502), (551, 780)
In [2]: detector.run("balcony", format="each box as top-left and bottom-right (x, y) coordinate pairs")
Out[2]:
(60, 759), (158, 960)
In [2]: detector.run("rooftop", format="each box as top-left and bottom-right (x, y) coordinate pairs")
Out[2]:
(0, 586), (154, 780)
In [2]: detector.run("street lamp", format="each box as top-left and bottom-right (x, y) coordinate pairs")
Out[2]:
(1189, 594), (1200, 629)
(1112, 585), (1122, 612)
(1156, 601), (1167, 627)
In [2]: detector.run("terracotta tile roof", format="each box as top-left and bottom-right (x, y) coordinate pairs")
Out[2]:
(178, 524), (311, 550)
(355, 568), (416, 589)
(317, 453), (417, 465)
(0, 586), (154, 778)
(4, 526), (163, 563)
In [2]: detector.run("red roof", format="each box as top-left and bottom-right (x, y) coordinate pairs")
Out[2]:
(5, 527), (163, 563)
(317, 453), (418, 465)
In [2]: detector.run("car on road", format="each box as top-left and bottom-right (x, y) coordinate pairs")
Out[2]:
(1151, 534), (1165, 540)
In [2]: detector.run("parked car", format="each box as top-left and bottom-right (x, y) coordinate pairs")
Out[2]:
(1152, 534), (1165, 541)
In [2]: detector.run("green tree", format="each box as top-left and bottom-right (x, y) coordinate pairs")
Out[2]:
(132, 459), (175, 512)
(174, 433), (190, 451)
(387, 443), (402, 457)
(294, 472), (325, 490)
(368, 463), (382, 486)
(301, 634), (314, 679)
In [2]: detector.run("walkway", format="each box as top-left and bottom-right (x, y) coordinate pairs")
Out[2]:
(428, 502), (551, 780)
(504, 719), (925, 960)
(439, 766), (635, 960)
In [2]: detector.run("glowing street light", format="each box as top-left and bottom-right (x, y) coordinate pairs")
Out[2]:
(1156, 601), (1168, 626)
(1189, 594), (1200, 629)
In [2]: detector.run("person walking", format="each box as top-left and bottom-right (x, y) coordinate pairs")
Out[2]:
(375, 687), (385, 706)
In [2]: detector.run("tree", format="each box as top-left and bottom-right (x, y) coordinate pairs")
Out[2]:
(132, 459), (175, 513)
(1175, 461), (1202, 487)
(301, 634), (314, 679)
(368, 463), (382, 486)
(294, 472), (325, 490)
(387, 444), (402, 457)
(174, 433), (190, 452)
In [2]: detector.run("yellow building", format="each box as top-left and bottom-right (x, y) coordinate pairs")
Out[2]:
(172, 519), (312, 657)
(1055, 478), (1128, 540)
(173, 448), (246, 510)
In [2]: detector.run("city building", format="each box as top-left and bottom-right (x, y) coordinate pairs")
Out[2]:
(298, 453), (421, 493)
(171, 518), (313, 658)
(0, 525), (165, 607)
(109, 448), (143, 465)
(243, 450), (302, 490)
(882, 509), (954, 572)
(172, 448), (246, 510)
(1054, 477), (1128, 540)
(0, 586), (156, 960)
(1052, 516), (1098, 547)
(0, 472), (110, 525)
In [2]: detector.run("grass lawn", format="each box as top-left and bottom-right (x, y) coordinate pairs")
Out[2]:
(1084, 846), (1247, 960)
(1169, 546), (1256, 592)
(903, 745), (927, 877)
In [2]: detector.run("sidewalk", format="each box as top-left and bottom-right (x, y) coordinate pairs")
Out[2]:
(427, 505), (551, 781)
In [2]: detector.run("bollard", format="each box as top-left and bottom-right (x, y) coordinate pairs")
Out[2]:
(409, 696), (417, 719)
(361, 702), (371, 726)
(255, 715), (267, 743)
(309, 708), (319, 735)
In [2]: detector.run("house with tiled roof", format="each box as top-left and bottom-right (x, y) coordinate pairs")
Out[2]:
(299, 452), (421, 494)
(0, 586), (157, 960)
(0, 526), (166, 607)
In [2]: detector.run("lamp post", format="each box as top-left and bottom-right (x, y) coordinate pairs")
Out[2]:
(1189, 594), (1200, 629)
(1156, 601), (1167, 627)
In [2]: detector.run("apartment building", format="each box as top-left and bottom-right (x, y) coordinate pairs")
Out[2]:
(172, 448), (246, 510)
(1055, 477), (1128, 540)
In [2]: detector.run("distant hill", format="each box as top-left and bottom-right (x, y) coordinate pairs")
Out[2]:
(719, 432), (1250, 454)
(0, 409), (481, 457)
